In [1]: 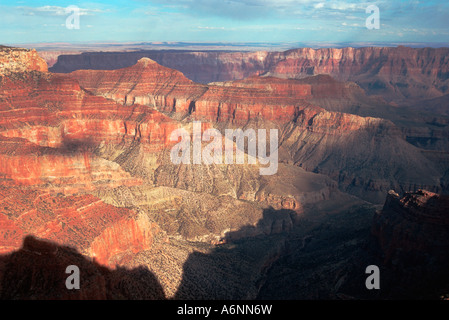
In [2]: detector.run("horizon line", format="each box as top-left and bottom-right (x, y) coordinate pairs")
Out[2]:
(5, 41), (449, 51)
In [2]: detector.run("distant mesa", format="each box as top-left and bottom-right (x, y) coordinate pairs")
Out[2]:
(49, 46), (449, 104)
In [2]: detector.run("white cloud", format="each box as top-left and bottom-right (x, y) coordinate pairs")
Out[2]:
(197, 26), (226, 30)
(328, 2), (360, 11)
(18, 5), (103, 17)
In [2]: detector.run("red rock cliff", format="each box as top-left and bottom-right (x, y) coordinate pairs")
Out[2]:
(0, 186), (164, 268)
(68, 58), (383, 126)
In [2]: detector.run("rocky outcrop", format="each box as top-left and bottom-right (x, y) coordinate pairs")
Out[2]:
(369, 190), (449, 298)
(68, 58), (208, 114)
(0, 46), (47, 75)
(281, 111), (442, 202)
(372, 190), (449, 264)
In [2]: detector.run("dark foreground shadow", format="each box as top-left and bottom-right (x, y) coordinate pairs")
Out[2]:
(4, 204), (448, 300)
(0, 235), (166, 300)
(173, 204), (449, 300)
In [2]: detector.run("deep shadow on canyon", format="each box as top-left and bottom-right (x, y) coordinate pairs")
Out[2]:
(1, 205), (449, 300)
(173, 206), (382, 300)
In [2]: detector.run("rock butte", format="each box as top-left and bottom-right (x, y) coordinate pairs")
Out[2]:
(372, 189), (449, 264)
(67, 57), (443, 202)
(69, 58), (386, 127)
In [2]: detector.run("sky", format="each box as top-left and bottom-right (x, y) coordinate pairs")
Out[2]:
(1, 0), (449, 45)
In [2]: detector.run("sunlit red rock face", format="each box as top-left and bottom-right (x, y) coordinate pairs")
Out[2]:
(0, 48), (315, 282)
(68, 58), (208, 114)
(0, 136), (142, 193)
(0, 71), (181, 150)
(69, 58), (397, 164)
(0, 67), (187, 193)
(266, 46), (449, 102)
(0, 186), (163, 268)
(69, 58), (383, 125)
(69, 58), (304, 123)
